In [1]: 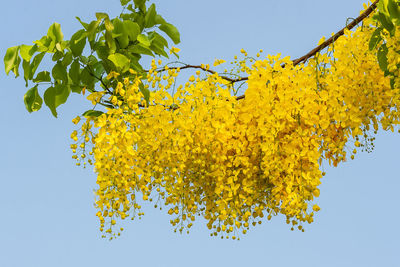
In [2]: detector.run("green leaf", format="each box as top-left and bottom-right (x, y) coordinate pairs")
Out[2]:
(155, 14), (166, 25)
(20, 45), (38, 62)
(101, 59), (115, 74)
(22, 60), (30, 87)
(129, 56), (144, 72)
(80, 67), (95, 89)
(52, 61), (68, 82)
(378, 43), (389, 72)
(75, 17), (89, 30)
(123, 20), (140, 41)
(139, 83), (150, 105)
(47, 23), (64, 43)
(62, 51), (73, 66)
(128, 44), (154, 56)
(4, 46), (19, 75)
(145, 3), (157, 28)
(33, 36), (52, 52)
(108, 53), (130, 72)
(387, 0), (400, 19)
(54, 84), (70, 106)
(120, 0), (130, 5)
(96, 12), (109, 21)
(88, 55), (98, 64)
(29, 52), (45, 80)
(24, 85), (43, 113)
(369, 27), (383, 51)
(133, 0), (146, 11)
(33, 71), (51, 83)
(52, 51), (63, 61)
(104, 31), (116, 53)
(377, 12), (395, 34)
(44, 84), (71, 117)
(70, 29), (87, 57)
(80, 56), (89, 65)
(69, 60), (80, 85)
(44, 86), (57, 117)
(70, 85), (82, 94)
(150, 42), (168, 58)
(137, 34), (151, 47)
(113, 18), (130, 49)
(151, 32), (168, 48)
(378, 0), (390, 16)
(82, 110), (104, 117)
(104, 18), (114, 32)
(159, 22), (180, 44)
(96, 44), (110, 60)
(13, 57), (21, 77)
(93, 61), (105, 78)
(55, 43), (63, 52)
(87, 19), (101, 41)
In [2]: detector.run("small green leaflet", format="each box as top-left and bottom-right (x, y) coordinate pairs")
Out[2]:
(52, 61), (68, 82)
(369, 27), (383, 51)
(29, 52), (45, 80)
(44, 84), (71, 117)
(113, 18), (130, 48)
(33, 71), (51, 83)
(137, 34), (151, 47)
(159, 23), (180, 44)
(108, 53), (130, 72)
(120, 0), (130, 6)
(378, 43), (389, 72)
(69, 60), (80, 85)
(123, 20), (140, 41)
(70, 29), (87, 57)
(47, 23), (64, 43)
(19, 45), (38, 62)
(4, 46), (19, 75)
(139, 82), (150, 105)
(145, 4), (157, 28)
(24, 85), (43, 113)
(82, 110), (104, 117)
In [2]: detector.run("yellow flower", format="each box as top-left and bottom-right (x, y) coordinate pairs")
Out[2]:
(312, 205), (321, 212)
(86, 91), (105, 105)
(106, 71), (120, 80)
(213, 59), (226, 66)
(170, 47), (181, 54)
(72, 116), (81, 125)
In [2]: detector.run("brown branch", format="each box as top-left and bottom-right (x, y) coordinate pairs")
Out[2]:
(291, 0), (379, 66)
(150, 1), (379, 103)
(234, 0), (379, 100)
(156, 64), (241, 83)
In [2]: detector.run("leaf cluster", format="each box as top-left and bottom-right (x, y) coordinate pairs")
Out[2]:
(4, 0), (180, 117)
(369, 0), (400, 82)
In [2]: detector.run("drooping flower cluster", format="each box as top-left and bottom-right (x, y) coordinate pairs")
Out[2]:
(70, 8), (400, 240)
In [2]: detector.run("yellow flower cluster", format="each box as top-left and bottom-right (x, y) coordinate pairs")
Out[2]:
(70, 11), (400, 240)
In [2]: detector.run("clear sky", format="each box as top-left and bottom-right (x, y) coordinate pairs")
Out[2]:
(1, 1), (399, 266)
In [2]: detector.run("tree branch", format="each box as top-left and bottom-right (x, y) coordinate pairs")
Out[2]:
(156, 63), (241, 83)
(235, 0), (379, 100)
(146, 1), (379, 104)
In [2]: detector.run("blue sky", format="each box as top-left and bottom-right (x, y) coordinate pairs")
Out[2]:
(1, 1), (399, 266)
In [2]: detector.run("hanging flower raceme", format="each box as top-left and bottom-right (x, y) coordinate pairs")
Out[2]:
(70, 9), (400, 240)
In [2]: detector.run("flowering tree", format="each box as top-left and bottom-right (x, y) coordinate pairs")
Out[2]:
(4, 0), (400, 240)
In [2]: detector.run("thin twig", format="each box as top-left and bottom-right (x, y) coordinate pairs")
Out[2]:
(155, 63), (240, 83)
